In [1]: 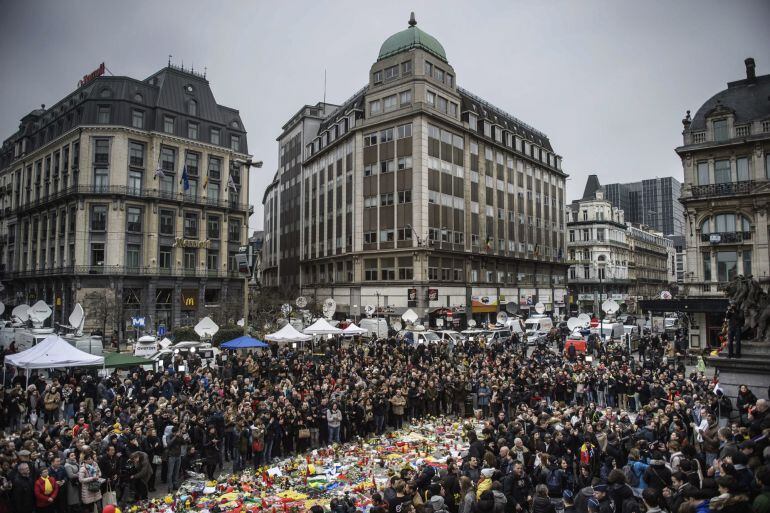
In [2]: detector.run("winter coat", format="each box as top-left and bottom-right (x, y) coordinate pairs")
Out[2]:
(390, 395), (406, 416)
(11, 474), (35, 513)
(531, 496), (556, 513)
(34, 476), (60, 508)
(78, 462), (102, 505)
(459, 490), (476, 513)
(64, 461), (81, 506)
(491, 490), (507, 513)
(132, 451), (152, 484)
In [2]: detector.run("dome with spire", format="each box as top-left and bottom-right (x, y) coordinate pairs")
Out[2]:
(377, 12), (447, 63)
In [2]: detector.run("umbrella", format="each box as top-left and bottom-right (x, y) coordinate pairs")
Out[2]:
(221, 335), (269, 349)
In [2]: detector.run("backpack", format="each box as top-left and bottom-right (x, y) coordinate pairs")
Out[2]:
(621, 496), (642, 513)
(622, 463), (640, 487)
(546, 468), (562, 494)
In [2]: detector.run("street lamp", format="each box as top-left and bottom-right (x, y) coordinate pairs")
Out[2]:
(596, 261), (606, 340)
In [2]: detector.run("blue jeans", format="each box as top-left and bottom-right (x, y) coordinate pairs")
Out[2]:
(167, 456), (181, 491)
(264, 438), (274, 462)
(328, 425), (340, 444)
(375, 415), (385, 435)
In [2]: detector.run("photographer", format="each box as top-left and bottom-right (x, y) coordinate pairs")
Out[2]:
(725, 302), (743, 358)
(203, 426), (220, 480)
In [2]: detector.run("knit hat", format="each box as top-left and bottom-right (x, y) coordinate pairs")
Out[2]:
(587, 498), (600, 510)
(429, 495), (446, 511)
(593, 483), (607, 492)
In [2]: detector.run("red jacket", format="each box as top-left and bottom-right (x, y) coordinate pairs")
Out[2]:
(34, 476), (59, 508)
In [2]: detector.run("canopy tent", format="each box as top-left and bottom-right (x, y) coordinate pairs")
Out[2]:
(101, 353), (154, 369)
(342, 323), (368, 336)
(264, 323), (312, 343)
(5, 334), (104, 369)
(303, 318), (343, 335)
(221, 335), (269, 350)
(3, 334), (105, 386)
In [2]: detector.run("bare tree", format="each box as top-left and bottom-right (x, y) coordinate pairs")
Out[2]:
(83, 289), (117, 337)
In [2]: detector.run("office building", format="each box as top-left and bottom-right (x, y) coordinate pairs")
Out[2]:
(0, 62), (252, 335)
(263, 14), (569, 325)
(604, 177), (684, 236)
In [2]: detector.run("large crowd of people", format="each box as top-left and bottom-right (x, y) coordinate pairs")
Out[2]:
(0, 327), (769, 513)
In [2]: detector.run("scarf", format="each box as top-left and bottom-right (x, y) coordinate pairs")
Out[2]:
(43, 476), (53, 495)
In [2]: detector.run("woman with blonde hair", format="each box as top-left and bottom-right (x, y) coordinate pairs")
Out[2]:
(458, 476), (476, 513)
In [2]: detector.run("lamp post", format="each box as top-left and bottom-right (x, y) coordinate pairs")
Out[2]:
(234, 158), (263, 334)
(596, 261), (606, 340)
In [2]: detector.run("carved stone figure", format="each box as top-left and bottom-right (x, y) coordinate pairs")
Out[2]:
(725, 275), (770, 341)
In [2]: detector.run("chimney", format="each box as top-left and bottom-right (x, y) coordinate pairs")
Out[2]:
(745, 57), (756, 80)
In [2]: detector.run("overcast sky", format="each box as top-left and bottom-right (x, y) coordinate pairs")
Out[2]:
(1, 0), (768, 231)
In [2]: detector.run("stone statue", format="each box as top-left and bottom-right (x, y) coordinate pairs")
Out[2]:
(725, 275), (770, 341)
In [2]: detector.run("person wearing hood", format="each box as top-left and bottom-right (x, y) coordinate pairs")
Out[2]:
(458, 476), (476, 513)
(606, 469), (636, 513)
(642, 453), (671, 494)
(531, 484), (556, 513)
(477, 490), (498, 513)
(477, 467), (495, 499)
(592, 484), (613, 513)
(129, 450), (152, 500)
(429, 494), (450, 513)
(490, 481), (507, 513)
(413, 459), (435, 496)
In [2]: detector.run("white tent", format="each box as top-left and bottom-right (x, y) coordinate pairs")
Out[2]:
(4, 334), (105, 386)
(303, 318), (343, 335)
(264, 323), (312, 343)
(342, 323), (368, 336)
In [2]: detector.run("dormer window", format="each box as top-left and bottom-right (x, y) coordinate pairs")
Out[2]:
(188, 99), (198, 116)
(713, 119), (728, 142)
(373, 70), (383, 84)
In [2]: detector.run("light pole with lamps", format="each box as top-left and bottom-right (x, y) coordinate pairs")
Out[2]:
(596, 260), (606, 340)
(234, 158), (263, 333)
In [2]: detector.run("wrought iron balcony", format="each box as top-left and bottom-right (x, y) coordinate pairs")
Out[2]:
(690, 180), (754, 199)
(700, 231), (752, 244)
(4, 265), (246, 279)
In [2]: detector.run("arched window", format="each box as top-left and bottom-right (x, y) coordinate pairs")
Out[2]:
(188, 99), (197, 116)
(134, 92), (143, 103)
(700, 218), (710, 234)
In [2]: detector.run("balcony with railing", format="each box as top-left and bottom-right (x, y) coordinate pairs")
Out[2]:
(682, 281), (727, 297)
(700, 231), (752, 244)
(5, 265), (246, 279)
(7, 184), (251, 214)
(689, 180), (754, 199)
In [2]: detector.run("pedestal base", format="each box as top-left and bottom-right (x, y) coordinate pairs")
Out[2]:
(706, 341), (770, 400)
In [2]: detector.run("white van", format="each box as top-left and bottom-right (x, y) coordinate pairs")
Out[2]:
(359, 318), (389, 339)
(133, 335), (158, 357)
(403, 329), (440, 346)
(485, 328), (513, 345)
(73, 336), (104, 357)
(591, 322), (624, 341)
(436, 330), (466, 346)
(524, 316), (553, 344)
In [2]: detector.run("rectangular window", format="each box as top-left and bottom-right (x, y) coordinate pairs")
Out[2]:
(373, 70), (382, 84)
(370, 100), (381, 114)
(128, 141), (145, 168)
(126, 206), (142, 232)
(717, 251), (737, 282)
(383, 94), (397, 111)
(402, 61), (412, 75)
(364, 259), (378, 281)
(207, 249), (219, 270)
(702, 252), (711, 281)
(159, 209), (174, 235)
(425, 61), (433, 76)
(187, 122), (199, 140)
(400, 90), (412, 106)
(94, 139), (110, 164)
(736, 156), (749, 181)
(743, 249), (752, 276)
(210, 128), (220, 145)
(380, 160), (395, 173)
(364, 133), (377, 147)
(449, 102), (458, 117)
(435, 67), (444, 82)
(380, 128), (393, 143)
(183, 248), (196, 270)
(208, 182), (220, 203)
(384, 65), (399, 80)
(131, 109), (144, 129)
(468, 113), (478, 131)
(397, 156), (412, 170)
(230, 135), (240, 152)
(397, 123), (412, 139)
(697, 161), (709, 185)
(163, 116), (175, 134)
(94, 168), (109, 191)
(183, 212), (199, 238)
(159, 246), (172, 270)
(91, 205), (107, 231)
(97, 105), (111, 124)
(363, 232), (377, 244)
(446, 74), (454, 87)
(380, 229), (394, 242)
(380, 192), (394, 206)
(208, 156), (221, 180)
(91, 243), (105, 266)
(207, 215), (220, 239)
(426, 90), (435, 106)
(126, 244), (141, 268)
(185, 152), (199, 176)
(713, 119), (728, 142)
(714, 159), (731, 184)
(228, 218), (241, 242)
(397, 190), (412, 203)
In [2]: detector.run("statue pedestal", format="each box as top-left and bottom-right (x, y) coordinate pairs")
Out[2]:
(707, 341), (770, 400)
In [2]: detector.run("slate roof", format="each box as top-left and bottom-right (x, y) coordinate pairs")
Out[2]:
(689, 73), (770, 131)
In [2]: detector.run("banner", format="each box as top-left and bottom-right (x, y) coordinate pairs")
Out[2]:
(471, 295), (498, 313)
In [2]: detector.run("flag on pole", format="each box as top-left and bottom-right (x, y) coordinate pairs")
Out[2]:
(228, 175), (238, 193)
(154, 165), (165, 180)
(181, 165), (190, 191)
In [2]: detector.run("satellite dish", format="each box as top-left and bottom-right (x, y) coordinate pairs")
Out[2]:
(0, 301), (4, 317)
(237, 318), (245, 327)
(567, 317), (581, 332)
(393, 320), (403, 331)
(577, 313), (591, 327)
(602, 299), (620, 315)
(505, 302), (518, 314)
(468, 319), (477, 328)
(68, 303), (85, 329)
(296, 296), (307, 308)
(11, 304), (30, 322)
(29, 300), (52, 326)
(281, 303), (293, 317)
(401, 309), (419, 324)
(323, 298), (337, 319)
(660, 290), (672, 300)
(534, 302), (545, 314)
(364, 305), (375, 317)
(194, 316), (220, 338)
(496, 311), (509, 325)
(436, 318), (444, 327)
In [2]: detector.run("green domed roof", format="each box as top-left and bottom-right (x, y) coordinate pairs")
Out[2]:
(378, 13), (447, 63)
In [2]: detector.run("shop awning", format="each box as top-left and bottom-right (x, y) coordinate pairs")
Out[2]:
(638, 298), (729, 314)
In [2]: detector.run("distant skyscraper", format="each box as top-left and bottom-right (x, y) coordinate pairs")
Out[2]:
(604, 177), (683, 236)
